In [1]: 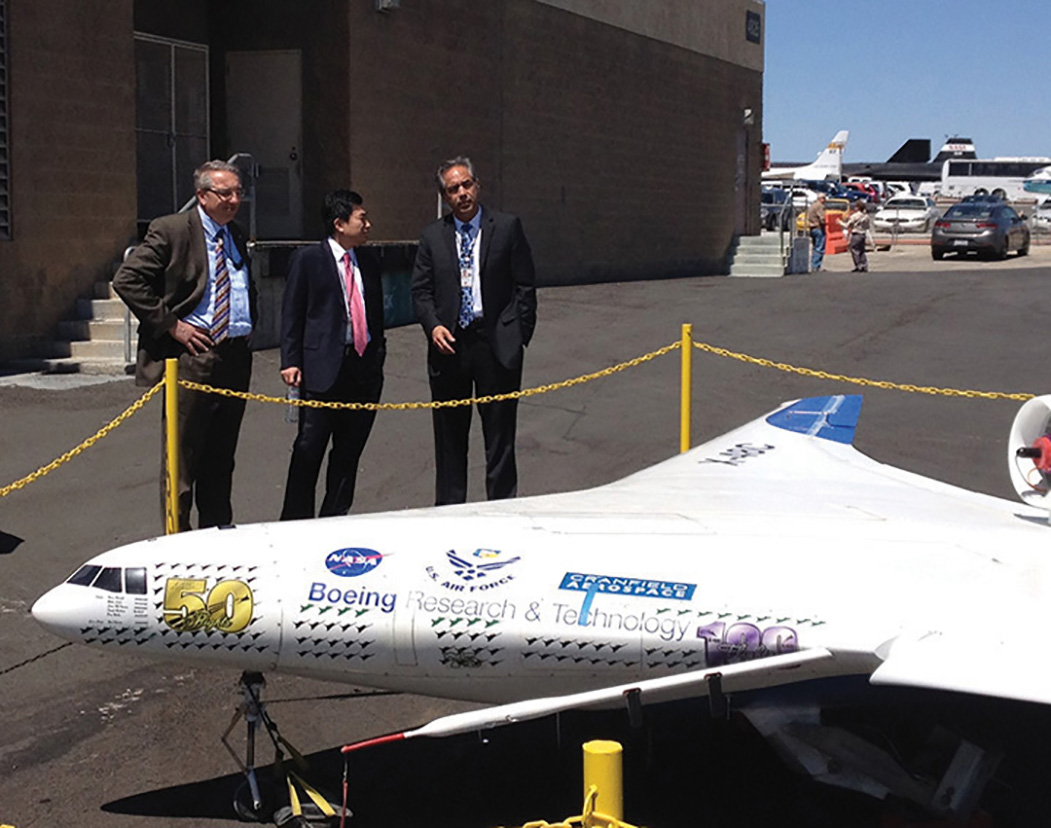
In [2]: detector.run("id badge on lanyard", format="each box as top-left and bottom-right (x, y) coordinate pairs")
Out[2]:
(460, 234), (475, 289)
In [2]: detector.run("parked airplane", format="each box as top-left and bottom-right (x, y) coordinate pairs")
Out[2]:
(844, 136), (978, 183)
(762, 130), (849, 181)
(1023, 164), (1051, 196)
(31, 393), (1051, 821)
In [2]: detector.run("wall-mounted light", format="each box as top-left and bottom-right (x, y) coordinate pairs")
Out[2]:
(742, 108), (755, 127)
(375, 0), (400, 11)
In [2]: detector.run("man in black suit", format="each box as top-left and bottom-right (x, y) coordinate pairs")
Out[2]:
(411, 156), (537, 505)
(114, 160), (256, 532)
(279, 190), (386, 520)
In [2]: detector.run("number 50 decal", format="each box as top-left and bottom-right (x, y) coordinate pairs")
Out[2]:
(163, 578), (254, 633)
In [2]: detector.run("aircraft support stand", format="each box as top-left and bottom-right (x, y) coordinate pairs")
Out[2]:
(222, 671), (270, 821)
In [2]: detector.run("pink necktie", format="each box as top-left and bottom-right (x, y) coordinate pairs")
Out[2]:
(343, 252), (368, 357)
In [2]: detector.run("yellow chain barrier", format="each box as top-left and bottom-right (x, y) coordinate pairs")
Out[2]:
(179, 341), (683, 411)
(3, 332), (1038, 502)
(693, 340), (1034, 402)
(0, 383), (164, 500)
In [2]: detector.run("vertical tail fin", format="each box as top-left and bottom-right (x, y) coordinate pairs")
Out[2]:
(932, 137), (977, 163)
(886, 139), (930, 164)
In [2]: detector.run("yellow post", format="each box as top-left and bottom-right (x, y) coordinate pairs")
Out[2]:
(680, 322), (692, 453)
(583, 740), (623, 824)
(164, 358), (180, 535)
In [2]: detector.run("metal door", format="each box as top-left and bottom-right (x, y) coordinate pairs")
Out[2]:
(225, 50), (303, 239)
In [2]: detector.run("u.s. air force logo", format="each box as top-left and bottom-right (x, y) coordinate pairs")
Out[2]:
(426, 549), (520, 593)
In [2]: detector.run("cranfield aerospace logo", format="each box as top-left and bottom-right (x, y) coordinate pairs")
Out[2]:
(325, 548), (383, 578)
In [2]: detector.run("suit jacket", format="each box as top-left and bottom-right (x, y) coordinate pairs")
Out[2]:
(113, 209), (256, 386)
(411, 207), (537, 371)
(280, 241), (386, 394)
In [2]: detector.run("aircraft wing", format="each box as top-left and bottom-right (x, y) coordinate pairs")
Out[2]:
(502, 394), (1041, 541)
(871, 627), (1051, 706)
(344, 648), (836, 750)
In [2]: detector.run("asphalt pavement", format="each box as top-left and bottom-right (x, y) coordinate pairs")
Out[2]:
(2, 244), (1051, 828)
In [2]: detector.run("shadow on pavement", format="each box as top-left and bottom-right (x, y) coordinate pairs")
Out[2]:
(0, 529), (24, 554)
(101, 702), (880, 827)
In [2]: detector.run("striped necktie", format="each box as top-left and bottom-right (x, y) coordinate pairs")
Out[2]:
(210, 231), (230, 343)
(457, 224), (475, 328)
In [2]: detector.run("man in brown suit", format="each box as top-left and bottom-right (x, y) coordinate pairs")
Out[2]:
(114, 160), (257, 531)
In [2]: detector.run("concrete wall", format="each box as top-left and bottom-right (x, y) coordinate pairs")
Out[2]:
(0, 0), (137, 361)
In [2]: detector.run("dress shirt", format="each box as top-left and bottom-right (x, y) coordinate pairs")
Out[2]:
(327, 237), (370, 347)
(454, 211), (483, 318)
(184, 206), (253, 338)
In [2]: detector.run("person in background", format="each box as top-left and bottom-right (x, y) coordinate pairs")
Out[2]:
(278, 190), (385, 520)
(411, 156), (537, 505)
(113, 160), (255, 531)
(807, 193), (827, 271)
(839, 200), (871, 273)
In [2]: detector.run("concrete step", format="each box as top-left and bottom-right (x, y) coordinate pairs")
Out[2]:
(729, 263), (786, 277)
(730, 252), (785, 266)
(5, 356), (133, 376)
(69, 339), (127, 360)
(76, 297), (127, 322)
(727, 234), (787, 277)
(734, 236), (784, 249)
(57, 318), (129, 341)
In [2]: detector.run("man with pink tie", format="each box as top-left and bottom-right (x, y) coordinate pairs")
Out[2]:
(279, 190), (386, 519)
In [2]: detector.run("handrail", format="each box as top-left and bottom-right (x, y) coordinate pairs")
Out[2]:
(122, 245), (137, 364)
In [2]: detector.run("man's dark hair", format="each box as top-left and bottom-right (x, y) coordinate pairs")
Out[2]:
(322, 190), (364, 236)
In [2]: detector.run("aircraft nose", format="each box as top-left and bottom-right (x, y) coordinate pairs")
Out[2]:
(32, 587), (78, 639)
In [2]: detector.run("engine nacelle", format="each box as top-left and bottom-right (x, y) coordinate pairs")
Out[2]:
(1008, 395), (1051, 512)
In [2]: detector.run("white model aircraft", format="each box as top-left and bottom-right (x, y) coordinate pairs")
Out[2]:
(762, 130), (849, 181)
(31, 394), (1051, 820)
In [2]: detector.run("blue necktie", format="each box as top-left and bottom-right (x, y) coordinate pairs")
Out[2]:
(457, 224), (475, 328)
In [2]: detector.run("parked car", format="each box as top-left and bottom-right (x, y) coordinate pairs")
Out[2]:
(761, 188), (791, 231)
(844, 181), (880, 203)
(795, 198), (851, 232)
(1033, 200), (1051, 233)
(872, 196), (941, 233)
(931, 202), (1031, 259)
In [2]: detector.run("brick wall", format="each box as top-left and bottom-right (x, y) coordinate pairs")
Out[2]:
(0, 0), (137, 361)
(344, 0), (763, 284)
(0, 0), (763, 360)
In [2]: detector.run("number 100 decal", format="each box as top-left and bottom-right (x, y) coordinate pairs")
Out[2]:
(163, 578), (254, 633)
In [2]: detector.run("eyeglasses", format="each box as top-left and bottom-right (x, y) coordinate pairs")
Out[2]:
(205, 186), (245, 200)
(444, 178), (476, 196)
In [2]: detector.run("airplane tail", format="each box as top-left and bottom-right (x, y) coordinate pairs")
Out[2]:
(886, 139), (930, 165)
(932, 137), (977, 164)
(808, 129), (849, 178)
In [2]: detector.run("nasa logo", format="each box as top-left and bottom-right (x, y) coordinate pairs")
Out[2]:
(325, 548), (383, 578)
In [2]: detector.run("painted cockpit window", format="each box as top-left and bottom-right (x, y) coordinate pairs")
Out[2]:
(93, 567), (122, 592)
(67, 565), (101, 586)
(65, 565), (147, 595)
